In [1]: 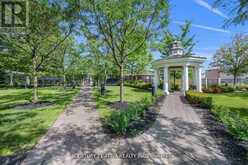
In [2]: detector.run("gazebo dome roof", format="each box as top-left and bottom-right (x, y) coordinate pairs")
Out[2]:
(152, 41), (206, 69)
(152, 55), (206, 69)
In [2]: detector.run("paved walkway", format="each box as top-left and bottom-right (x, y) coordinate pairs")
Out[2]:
(22, 88), (228, 165)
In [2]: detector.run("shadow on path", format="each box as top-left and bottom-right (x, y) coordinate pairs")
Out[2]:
(21, 89), (231, 165)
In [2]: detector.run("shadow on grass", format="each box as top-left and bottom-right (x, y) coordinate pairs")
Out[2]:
(0, 88), (79, 164)
(0, 92), (31, 110)
(0, 111), (48, 165)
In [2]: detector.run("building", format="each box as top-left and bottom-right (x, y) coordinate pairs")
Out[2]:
(203, 68), (248, 86)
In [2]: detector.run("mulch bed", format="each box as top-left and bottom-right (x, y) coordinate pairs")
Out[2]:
(108, 101), (129, 111)
(14, 101), (54, 110)
(195, 108), (248, 165)
(104, 96), (165, 138)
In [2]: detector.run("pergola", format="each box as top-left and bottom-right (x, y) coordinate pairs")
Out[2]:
(152, 41), (206, 95)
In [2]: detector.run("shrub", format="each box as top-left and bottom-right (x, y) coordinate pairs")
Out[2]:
(220, 86), (235, 92)
(105, 96), (154, 135)
(212, 106), (248, 141)
(203, 85), (235, 93)
(236, 85), (248, 92)
(186, 91), (213, 108)
(189, 85), (196, 90)
(124, 80), (152, 90)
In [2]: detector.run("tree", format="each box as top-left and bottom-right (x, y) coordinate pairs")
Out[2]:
(214, 0), (248, 26)
(126, 45), (153, 76)
(85, 39), (116, 87)
(51, 38), (76, 88)
(1, 1), (73, 102)
(211, 34), (248, 86)
(157, 21), (196, 58)
(80, 0), (169, 102)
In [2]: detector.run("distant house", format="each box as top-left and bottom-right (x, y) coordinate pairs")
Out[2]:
(203, 68), (248, 85)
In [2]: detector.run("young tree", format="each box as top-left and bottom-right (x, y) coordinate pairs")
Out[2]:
(211, 34), (248, 86)
(51, 38), (76, 88)
(80, 0), (169, 102)
(64, 49), (90, 87)
(157, 21), (196, 58)
(85, 39), (116, 87)
(214, 0), (248, 26)
(1, 1), (73, 102)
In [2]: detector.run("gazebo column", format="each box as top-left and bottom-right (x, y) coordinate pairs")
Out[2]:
(183, 65), (189, 92)
(194, 67), (198, 90)
(163, 65), (169, 95)
(196, 66), (202, 92)
(153, 69), (159, 92)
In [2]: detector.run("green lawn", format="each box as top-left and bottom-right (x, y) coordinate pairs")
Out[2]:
(94, 86), (163, 118)
(0, 87), (79, 156)
(208, 92), (248, 122)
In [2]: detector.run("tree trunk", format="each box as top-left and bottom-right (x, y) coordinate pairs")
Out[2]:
(9, 72), (14, 87)
(25, 76), (30, 88)
(32, 56), (38, 103)
(63, 74), (66, 89)
(120, 64), (124, 103)
(233, 74), (237, 87)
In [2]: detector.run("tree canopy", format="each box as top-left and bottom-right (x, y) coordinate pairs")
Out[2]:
(156, 21), (196, 58)
(214, 0), (248, 26)
(211, 34), (248, 85)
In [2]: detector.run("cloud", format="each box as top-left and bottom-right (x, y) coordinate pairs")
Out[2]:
(173, 21), (231, 33)
(193, 0), (228, 19)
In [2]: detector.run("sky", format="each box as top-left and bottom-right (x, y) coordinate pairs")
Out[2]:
(75, 0), (248, 70)
(163, 0), (248, 69)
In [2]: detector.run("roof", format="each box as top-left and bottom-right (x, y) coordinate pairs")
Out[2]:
(152, 55), (207, 69)
(166, 55), (206, 60)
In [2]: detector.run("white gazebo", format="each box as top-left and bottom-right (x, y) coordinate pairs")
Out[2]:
(152, 41), (206, 95)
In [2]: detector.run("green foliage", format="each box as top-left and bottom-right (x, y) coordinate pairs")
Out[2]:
(202, 85), (248, 93)
(80, 0), (169, 102)
(186, 91), (213, 108)
(220, 85), (235, 92)
(187, 91), (248, 141)
(214, 0), (248, 26)
(211, 34), (248, 86)
(212, 106), (248, 141)
(0, 87), (79, 155)
(105, 97), (153, 135)
(156, 21), (196, 58)
(124, 80), (152, 90)
(126, 46), (153, 75)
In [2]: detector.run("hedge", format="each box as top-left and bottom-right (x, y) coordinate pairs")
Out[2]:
(186, 91), (248, 141)
(211, 106), (248, 141)
(185, 91), (213, 109)
(124, 80), (152, 90)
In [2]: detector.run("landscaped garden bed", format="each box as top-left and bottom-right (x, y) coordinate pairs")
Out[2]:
(186, 90), (248, 141)
(93, 86), (164, 137)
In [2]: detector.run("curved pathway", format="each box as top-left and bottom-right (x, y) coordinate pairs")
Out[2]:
(22, 88), (228, 165)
